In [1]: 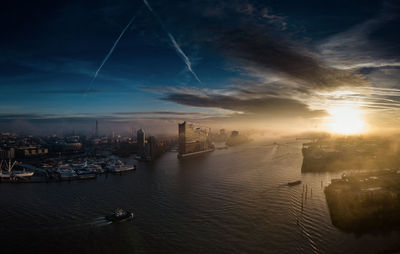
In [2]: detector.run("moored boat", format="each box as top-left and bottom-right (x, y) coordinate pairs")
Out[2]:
(57, 168), (78, 180)
(11, 170), (34, 178)
(76, 170), (97, 180)
(1, 159), (34, 179)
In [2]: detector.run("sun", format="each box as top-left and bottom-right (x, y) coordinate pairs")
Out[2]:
(327, 105), (366, 135)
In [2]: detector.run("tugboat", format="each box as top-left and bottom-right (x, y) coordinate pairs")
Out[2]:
(288, 180), (302, 186)
(105, 208), (134, 222)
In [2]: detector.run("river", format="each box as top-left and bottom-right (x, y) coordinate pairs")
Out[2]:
(1, 139), (400, 253)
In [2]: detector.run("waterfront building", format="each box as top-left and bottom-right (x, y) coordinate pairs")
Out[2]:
(178, 121), (214, 158)
(0, 148), (15, 160)
(137, 128), (146, 156)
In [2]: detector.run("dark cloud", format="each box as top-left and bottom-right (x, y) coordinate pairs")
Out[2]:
(113, 111), (205, 116)
(213, 27), (369, 91)
(318, 0), (400, 70)
(161, 90), (326, 118)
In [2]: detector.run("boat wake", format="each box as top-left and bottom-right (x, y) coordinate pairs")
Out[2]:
(89, 217), (112, 227)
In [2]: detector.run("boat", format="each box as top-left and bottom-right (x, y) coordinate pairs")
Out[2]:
(11, 170), (34, 178)
(110, 165), (135, 173)
(76, 170), (96, 180)
(1, 159), (34, 179)
(288, 180), (302, 186)
(105, 208), (134, 222)
(57, 168), (78, 180)
(87, 164), (104, 174)
(107, 160), (135, 173)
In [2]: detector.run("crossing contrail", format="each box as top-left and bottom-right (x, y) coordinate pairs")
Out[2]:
(142, 0), (201, 83)
(87, 10), (140, 93)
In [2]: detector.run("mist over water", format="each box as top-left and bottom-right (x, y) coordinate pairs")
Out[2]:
(1, 139), (400, 253)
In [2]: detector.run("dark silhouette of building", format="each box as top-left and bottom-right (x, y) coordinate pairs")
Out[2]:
(137, 128), (145, 156)
(145, 136), (156, 160)
(226, 130), (250, 146)
(95, 120), (99, 137)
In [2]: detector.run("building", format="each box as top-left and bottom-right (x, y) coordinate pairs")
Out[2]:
(15, 146), (48, 158)
(0, 148), (15, 160)
(144, 136), (156, 160)
(178, 121), (214, 157)
(95, 120), (99, 137)
(231, 131), (239, 137)
(226, 130), (250, 147)
(137, 128), (146, 156)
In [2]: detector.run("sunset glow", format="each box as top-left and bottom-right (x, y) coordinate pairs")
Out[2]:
(327, 106), (366, 135)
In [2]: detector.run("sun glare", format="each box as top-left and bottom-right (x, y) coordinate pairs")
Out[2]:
(327, 106), (366, 135)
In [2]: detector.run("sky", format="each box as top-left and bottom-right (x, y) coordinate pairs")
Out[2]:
(1, 0), (399, 135)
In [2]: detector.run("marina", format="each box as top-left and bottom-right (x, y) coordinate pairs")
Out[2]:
(0, 156), (137, 183)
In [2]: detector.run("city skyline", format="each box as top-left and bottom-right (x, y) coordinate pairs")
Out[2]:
(1, 0), (400, 135)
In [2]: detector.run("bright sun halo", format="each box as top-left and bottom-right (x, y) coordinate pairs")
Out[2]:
(327, 105), (366, 135)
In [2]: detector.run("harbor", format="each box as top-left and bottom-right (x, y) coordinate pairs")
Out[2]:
(2, 140), (399, 253)
(0, 156), (136, 183)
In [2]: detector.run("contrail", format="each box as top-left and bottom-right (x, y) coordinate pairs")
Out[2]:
(142, 0), (201, 83)
(87, 10), (139, 93)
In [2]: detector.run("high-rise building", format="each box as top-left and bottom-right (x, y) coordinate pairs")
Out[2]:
(146, 136), (156, 160)
(95, 120), (99, 137)
(137, 128), (145, 155)
(178, 121), (214, 158)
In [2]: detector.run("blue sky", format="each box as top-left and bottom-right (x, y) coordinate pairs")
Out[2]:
(1, 0), (399, 134)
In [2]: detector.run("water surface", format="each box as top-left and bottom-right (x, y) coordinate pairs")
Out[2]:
(1, 140), (400, 253)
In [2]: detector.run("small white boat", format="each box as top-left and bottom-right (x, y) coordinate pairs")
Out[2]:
(12, 170), (34, 178)
(109, 165), (134, 173)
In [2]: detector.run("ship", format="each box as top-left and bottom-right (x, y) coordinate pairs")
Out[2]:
(301, 141), (343, 172)
(177, 121), (215, 159)
(288, 180), (302, 186)
(106, 159), (136, 173)
(105, 208), (134, 222)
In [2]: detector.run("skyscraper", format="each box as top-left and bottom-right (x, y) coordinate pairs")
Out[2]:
(137, 128), (145, 156)
(95, 120), (99, 137)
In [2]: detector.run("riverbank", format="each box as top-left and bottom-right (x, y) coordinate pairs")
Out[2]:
(325, 169), (400, 233)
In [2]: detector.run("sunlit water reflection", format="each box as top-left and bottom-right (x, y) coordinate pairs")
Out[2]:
(1, 139), (400, 253)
